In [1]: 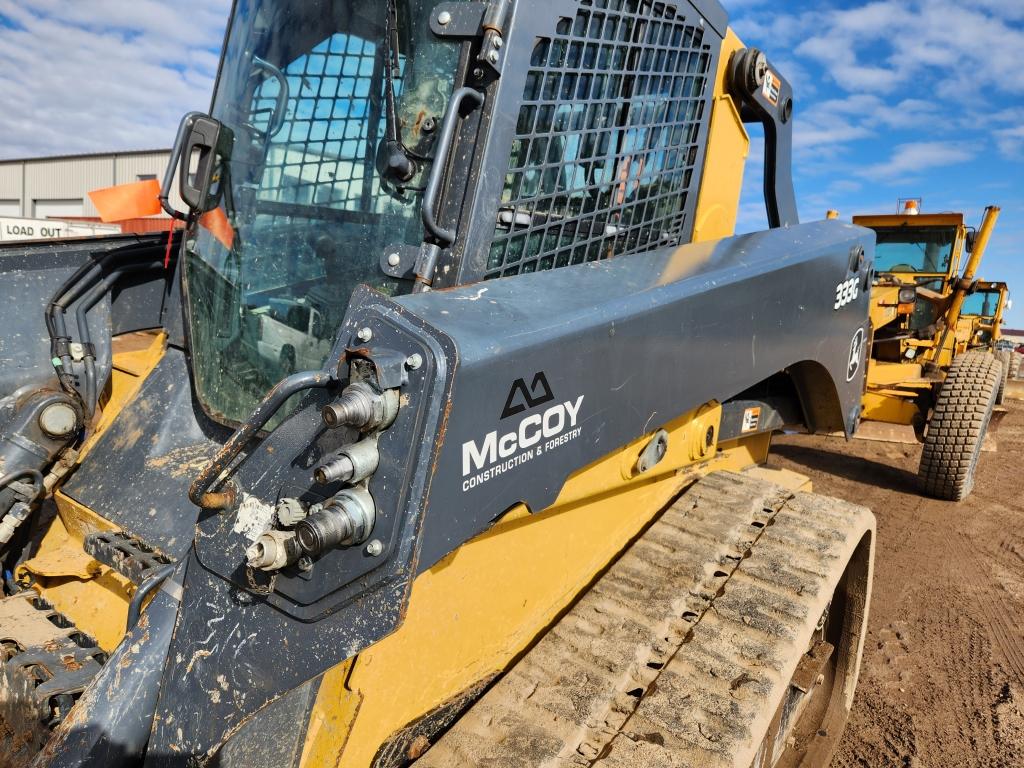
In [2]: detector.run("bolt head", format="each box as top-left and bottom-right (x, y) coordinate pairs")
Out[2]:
(406, 353), (423, 370)
(752, 51), (768, 86)
(297, 555), (313, 572)
(366, 539), (384, 557)
(492, 36), (503, 49)
(487, 49), (499, 64)
(387, 252), (401, 267)
(357, 327), (373, 343)
(437, 10), (451, 25)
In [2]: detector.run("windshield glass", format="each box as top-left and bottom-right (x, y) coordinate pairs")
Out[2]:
(872, 226), (956, 274)
(961, 290), (1001, 318)
(184, 0), (460, 425)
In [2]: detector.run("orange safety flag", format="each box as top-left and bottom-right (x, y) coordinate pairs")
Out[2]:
(200, 207), (235, 250)
(88, 179), (162, 222)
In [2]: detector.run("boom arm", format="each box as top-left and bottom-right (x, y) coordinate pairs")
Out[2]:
(930, 205), (1000, 366)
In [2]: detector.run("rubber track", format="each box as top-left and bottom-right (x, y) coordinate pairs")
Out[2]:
(415, 471), (873, 768)
(918, 350), (1000, 501)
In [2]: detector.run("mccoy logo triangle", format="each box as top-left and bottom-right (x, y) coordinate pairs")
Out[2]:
(500, 371), (555, 419)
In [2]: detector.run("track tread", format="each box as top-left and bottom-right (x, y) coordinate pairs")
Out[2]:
(414, 472), (873, 768)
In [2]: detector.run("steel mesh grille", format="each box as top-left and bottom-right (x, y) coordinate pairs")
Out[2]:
(252, 33), (400, 212)
(486, 0), (712, 279)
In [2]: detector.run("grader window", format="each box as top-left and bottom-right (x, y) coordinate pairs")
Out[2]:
(873, 226), (956, 275)
(487, 0), (712, 278)
(961, 290), (999, 318)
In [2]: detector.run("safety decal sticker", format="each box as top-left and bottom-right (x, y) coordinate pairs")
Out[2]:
(741, 406), (761, 433)
(834, 277), (859, 310)
(847, 328), (865, 382)
(762, 70), (780, 106)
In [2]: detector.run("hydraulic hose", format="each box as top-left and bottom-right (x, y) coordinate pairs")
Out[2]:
(0, 469), (45, 502)
(45, 242), (173, 406)
(74, 261), (164, 418)
(188, 370), (336, 509)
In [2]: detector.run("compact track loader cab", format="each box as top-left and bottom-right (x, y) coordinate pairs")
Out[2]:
(854, 202), (1004, 500)
(0, 1), (876, 766)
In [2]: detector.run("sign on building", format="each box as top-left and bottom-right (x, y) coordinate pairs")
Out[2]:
(0, 217), (121, 243)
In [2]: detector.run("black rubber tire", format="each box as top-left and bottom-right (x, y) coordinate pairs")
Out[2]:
(996, 349), (1010, 404)
(918, 350), (1000, 501)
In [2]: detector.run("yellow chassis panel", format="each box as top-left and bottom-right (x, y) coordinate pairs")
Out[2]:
(300, 413), (775, 766)
(20, 330), (168, 651)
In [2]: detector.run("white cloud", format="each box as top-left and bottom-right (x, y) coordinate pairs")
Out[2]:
(739, 1), (1024, 98)
(856, 141), (975, 180)
(994, 125), (1024, 159)
(0, 0), (230, 159)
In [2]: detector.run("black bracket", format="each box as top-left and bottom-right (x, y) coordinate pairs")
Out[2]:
(728, 48), (798, 229)
(430, 2), (487, 37)
(431, 0), (509, 75)
(380, 244), (422, 279)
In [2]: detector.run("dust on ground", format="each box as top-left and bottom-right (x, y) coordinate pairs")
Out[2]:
(770, 400), (1024, 767)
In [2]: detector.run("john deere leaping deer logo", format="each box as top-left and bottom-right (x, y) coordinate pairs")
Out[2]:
(501, 371), (555, 419)
(847, 328), (865, 382)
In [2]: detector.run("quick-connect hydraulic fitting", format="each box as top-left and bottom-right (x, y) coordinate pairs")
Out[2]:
(246, 529), (301, 571)
(295, 487), (375, 557)
(314, 438), (380, 485)
(321, 382), (399, 432)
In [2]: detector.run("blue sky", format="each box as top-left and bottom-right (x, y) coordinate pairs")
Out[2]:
(0, 0), (1020, 325)
(729, 0), (1024, 327)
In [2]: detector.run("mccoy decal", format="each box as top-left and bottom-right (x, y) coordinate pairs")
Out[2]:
(463, 372), (583, 492)
(847, 327), (865, 382)
(501, 371), (554, 418)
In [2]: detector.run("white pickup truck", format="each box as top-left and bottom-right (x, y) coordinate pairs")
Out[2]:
(252, 297), (331, 374)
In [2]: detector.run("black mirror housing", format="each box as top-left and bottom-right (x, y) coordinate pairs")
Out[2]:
(178, 114), (234, 214)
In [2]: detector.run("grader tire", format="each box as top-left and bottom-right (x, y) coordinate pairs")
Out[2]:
(996, 349), (1011, 404)
(918, 351), (1000, 501)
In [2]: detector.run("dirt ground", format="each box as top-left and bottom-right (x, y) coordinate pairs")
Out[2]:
(769, 398), (1024, 767)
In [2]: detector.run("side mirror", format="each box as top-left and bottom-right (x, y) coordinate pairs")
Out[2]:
(965, 229), (976, 253)
(179, 114), (234, 213)
(160, 112), (234, 217)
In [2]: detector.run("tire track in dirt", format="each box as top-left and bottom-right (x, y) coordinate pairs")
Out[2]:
(959, 534), (1024, 689)
(771, 399), (1024, 767)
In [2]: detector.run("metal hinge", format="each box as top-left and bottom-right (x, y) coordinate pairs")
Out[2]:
(430, 0), (510, 75)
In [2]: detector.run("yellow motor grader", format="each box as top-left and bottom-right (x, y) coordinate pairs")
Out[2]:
(0, 0), (878, 766)
(958, 280), (1012, 402)
(855, 202), (1004, 499)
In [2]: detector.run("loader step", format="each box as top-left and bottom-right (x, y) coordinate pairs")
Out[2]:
(413, 471), (873, 768)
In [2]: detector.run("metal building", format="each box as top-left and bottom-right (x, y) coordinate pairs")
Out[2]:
(0, 149), (172, 219)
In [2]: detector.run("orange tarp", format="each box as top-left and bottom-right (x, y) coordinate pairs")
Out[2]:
(200, 207), (235, 249)
(88, 179), (162, 222)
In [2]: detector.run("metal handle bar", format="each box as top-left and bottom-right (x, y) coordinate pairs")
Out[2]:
(420, 87), (484, 246)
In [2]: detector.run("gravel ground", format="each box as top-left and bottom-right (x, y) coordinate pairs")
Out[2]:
(771, 398), (1024, 767)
